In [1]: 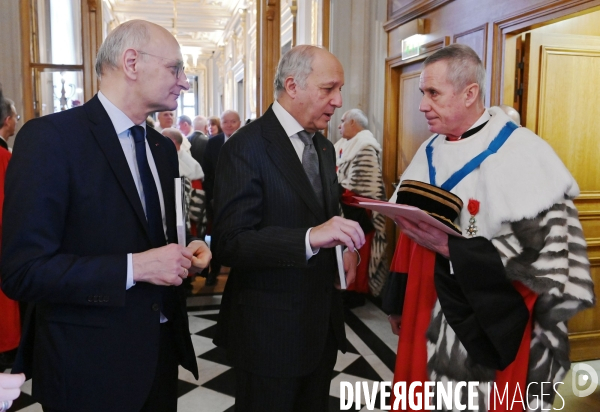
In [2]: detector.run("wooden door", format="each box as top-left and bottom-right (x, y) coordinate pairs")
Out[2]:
(521, 32), (600, 361)
(383, 65), (433, 255)
(397, 69), (432, 176)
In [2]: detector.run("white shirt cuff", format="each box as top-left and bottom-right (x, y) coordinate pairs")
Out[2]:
(305, 228), (320, 260)
(126, 253), (136, 289)
(126, 253), (165, 322)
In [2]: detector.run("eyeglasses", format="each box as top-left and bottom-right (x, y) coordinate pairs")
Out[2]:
(136, 50), (186, 79)
(14, 114), (20, 121)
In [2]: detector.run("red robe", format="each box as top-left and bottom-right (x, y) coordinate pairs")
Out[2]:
(391, 234), (537, 411)
(0, 147), (20, 352)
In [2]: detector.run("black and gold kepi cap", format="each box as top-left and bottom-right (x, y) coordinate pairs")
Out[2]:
(395, 180), (463, 234)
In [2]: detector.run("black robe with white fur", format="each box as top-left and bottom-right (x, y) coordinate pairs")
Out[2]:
(384, 107), (595, 410)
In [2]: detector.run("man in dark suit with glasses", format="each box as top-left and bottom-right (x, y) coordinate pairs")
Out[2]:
(1, 20), (211, 412)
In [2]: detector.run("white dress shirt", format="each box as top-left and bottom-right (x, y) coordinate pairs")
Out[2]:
(97, 92), (168, 291)
(272, 100), (320, 260)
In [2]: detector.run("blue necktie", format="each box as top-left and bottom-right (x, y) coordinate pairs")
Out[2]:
(130, 126), (166, 248)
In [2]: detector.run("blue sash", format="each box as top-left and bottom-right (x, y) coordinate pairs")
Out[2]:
(426, 121), (518, 191)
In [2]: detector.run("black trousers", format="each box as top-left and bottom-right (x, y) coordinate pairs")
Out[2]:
(139, 321), (179, 412)
(43, 322), (178, 412)
(234, 327), (338, 412)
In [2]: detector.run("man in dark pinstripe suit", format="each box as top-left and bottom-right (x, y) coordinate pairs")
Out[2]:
(212, 45), (365, 411)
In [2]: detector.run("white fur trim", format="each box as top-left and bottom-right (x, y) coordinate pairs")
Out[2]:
(334, 130), (381, 167)
(398, 107), (579, 238)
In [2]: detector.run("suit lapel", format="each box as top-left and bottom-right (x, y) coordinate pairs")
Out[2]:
(262, 108), (325, 221)
(146, 130), (177, 244)
(84, 96), (152, 242)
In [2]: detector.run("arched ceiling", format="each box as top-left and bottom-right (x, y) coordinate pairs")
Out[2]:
(103, 0), (248, 59)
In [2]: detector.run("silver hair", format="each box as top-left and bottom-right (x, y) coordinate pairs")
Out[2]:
(344, 109), (368, 130)
(0, 98), (14, 125)
(192, 115), (207, 131)
(95, 20), (150, 79)
(220, 110), (240, 121)
(424, 44), (486, 102)
(162, 127), (183, 145)
(273, 45), (321, 99)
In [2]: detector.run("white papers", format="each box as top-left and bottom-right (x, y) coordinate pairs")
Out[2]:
(335, 245), (347, 290)
(352, 196), (463, 237)
(175, 178), (186, 246)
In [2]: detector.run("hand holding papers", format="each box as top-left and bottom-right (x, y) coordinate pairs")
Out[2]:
(186, 240), (212, 274)
(350, 181), (464, 258)
(351, 196), (463, 237)
(308, 216), (364, 290)
(175, 178), (212, 274)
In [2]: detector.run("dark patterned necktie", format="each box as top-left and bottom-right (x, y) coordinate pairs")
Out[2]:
(130, 126), (166, 247)
(297, 130), (323, 205)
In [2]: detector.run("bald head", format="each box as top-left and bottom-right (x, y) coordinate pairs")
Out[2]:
(162, 127), (183, 150)
(96, 20), (151, 78)
(95, 19), (189, 125)
(193, 116), (208, 134)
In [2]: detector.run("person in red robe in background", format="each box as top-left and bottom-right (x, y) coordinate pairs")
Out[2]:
(0, 92), (20, 369)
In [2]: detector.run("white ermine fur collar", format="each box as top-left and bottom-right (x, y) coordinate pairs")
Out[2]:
(334, 129), (381, 167)
(399, 106), (579, 238)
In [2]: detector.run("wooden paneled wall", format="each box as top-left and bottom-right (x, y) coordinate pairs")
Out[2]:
(257, 0), (280, 116)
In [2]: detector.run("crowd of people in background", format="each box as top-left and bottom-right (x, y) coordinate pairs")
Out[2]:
(0, 18), (594, 412)
(156, 109), (243, 287)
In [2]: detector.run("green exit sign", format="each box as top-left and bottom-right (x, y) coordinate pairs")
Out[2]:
(402, 34), (425, 60)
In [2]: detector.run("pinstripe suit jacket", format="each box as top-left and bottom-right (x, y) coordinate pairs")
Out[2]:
(212, 105), (346, 378)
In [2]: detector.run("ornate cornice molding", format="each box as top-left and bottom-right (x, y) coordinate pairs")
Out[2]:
(384, 0), (453, 33)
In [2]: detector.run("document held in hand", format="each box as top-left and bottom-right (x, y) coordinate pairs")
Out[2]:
(335, 245), (347, 290)
(352, 196), (463, 237)
(175, 178), (186, 246)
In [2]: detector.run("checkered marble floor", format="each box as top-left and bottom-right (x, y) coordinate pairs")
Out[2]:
(5, 295), (399, 412)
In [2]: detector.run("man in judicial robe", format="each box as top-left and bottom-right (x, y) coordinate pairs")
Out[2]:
(382, 44), (595, 411)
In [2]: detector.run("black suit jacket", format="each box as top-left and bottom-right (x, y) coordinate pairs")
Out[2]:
(187, 130), (208, 171)
(0, 95), (198, 411)
(202, 132), (225, 206)
(212, 105), (346, 378)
